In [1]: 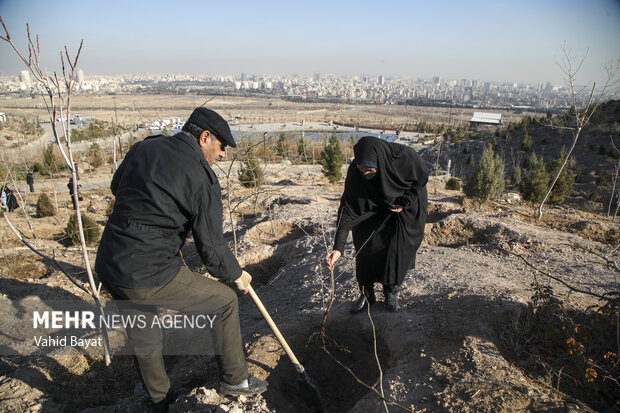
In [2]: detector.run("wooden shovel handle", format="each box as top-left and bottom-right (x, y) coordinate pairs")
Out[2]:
(247, 285), (301, 367)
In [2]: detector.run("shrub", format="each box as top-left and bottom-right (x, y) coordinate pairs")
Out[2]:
(36, 193), (56, 217)
(520, 133), (532, 151)
(511, 165), (522, 186)
(595, 171), (608, 187)
(520, 153), (549, 203)
(547, 147), (575, 204)
(33, 162), (47, 175)
(105, 199), (115, 216)
(88, 142), (105, 168)
(463, 146), (505, 205)
(238, 156), (264, 189)
(43, 144), (59, 173)
(276, 132), (288, 158)
(321, 134), (345, 184)
(587, 191), (599, 202)
(63, 213), (101, 246)
(445, 177), (461, 191)
(297, 136), (309, 163)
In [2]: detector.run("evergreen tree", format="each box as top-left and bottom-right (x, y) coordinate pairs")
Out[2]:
(547, 147), (575, 204)
(520, 153), (549, 204)
(520, 131), (532, 151)
(297, 136), (309, 163)
(276, 132), (288, 158)
(445, 177), (461, 191)
(463, 146), (505, 206)
(511, 164), (522, 186)
(238, 155), (264, 189)
(88, 142), (105, 168)
(321, 133), (345, 184)
(64, 213), (101, 246)
(43, 144), (58, 173)
(36, 193), (56, 217)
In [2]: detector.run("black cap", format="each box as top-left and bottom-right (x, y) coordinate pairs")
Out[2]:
(186, 107), (236, 148)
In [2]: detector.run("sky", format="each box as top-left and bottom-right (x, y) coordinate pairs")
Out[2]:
(0, 0), (619, 86)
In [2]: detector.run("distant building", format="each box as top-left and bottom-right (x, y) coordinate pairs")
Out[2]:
(144, 117), (181, 130)
(0, 112), (6, 122)
(77, 69), (85, 83)
(470, 112), (502, 130)
(19, 70), (30, 85)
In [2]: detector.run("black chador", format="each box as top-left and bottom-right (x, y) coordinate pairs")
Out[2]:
(333, 136), (429, 303)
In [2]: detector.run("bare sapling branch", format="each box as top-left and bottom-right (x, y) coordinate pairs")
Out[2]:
(537, 46), (620, 218)
(495, 242), (610, 301)
(0, 18), (111, 365)
(367, 299), (389, 413)
(2, 212), (89, 294)
(608, 136), (620, 218)
(2, 162), (36, 238)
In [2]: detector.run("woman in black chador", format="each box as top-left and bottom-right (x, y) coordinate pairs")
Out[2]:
(324, 136), (429, 312)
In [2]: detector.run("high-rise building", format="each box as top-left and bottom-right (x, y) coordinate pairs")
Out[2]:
(378, 75), (384, 85)
(19, 70), (30, 84)
(77, 69), (85, 83)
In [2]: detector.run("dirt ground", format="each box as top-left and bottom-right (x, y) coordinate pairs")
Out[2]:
(0, 164), (618, 412)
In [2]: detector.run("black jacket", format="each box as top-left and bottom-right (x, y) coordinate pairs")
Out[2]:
(333, 137), (428, 286)
(95, 132), (242, 289)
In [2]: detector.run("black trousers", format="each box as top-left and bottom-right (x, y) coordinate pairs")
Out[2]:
(100, 266), (248, 403)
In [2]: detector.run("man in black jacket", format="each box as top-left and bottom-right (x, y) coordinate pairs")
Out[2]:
(96, 107), (267, 411)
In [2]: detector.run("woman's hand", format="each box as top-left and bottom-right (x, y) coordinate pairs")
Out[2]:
(389, 204), (403, 213)
(324, 250), (342, 270)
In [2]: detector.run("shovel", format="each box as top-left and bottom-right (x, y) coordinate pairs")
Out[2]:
(247, 285), (325, 412)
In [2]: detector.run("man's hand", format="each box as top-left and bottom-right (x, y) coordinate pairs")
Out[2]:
(389, 204), (403, 213)
(324, 250), (342, 271)
(234, 271), (252, 294)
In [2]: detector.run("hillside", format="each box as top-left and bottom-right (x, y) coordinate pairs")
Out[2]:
(1, 162), (618, 412)
(428, 100), (620, 212)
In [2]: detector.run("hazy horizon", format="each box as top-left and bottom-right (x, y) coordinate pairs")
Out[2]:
(1, 0), (619, 87)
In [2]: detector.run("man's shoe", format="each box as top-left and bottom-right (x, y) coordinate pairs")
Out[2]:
(385, 292), (399, 312)
(219, 375), (268, 396)
(350, 293), (376, 314)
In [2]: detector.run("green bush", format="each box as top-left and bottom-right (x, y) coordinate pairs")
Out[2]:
(445, 177), (461, 191)
(276, 132), (288, 158)
(463, 146), (505, 205)
(33, 162), (47, 175)
(547, 147), (575, 204)
(297, 136), (309, 163)
(36, 193), (56, 217)
(70, 120), (113, 142)
(88, 142), (105, 168)
(520, 153), (549, 204)
(520, 133), (532, 151)
(43, 144), (59, 173)
(238, 156), (264, 189)
(511, 165), (522, 186)
(63, 213), (101, 246)
(321, 134), (345, 184)
(595, 171), (608, 187)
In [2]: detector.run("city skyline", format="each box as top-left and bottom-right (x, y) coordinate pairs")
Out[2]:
(0, 0), (619, 86)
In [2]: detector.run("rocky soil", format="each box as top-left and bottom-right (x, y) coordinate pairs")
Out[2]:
(0, 165), (618, 412)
